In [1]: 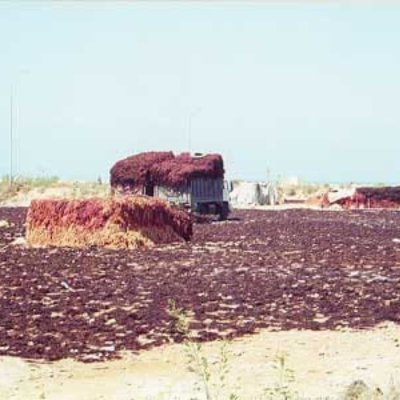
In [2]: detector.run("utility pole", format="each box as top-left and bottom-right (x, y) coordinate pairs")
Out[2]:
(9, 88), (13, 187)
(187, 107), (201, 154)
(187, 113), (192, 153)
(8, 69), (30, 186)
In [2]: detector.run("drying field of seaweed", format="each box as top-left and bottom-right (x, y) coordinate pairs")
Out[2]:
(1, 207), (400, 366)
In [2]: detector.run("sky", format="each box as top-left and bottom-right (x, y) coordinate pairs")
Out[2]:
(0, 2), (400, 184)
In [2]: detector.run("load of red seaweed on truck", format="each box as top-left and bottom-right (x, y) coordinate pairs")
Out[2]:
(110, 151), (224, 191)
(26, 196), (192, 249)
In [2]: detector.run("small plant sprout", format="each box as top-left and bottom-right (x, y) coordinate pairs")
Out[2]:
(263, 351), (297, 400)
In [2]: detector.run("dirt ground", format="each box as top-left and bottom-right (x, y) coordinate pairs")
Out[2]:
(1, 324), (400, 400)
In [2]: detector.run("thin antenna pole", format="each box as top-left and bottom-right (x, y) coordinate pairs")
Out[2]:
(9, 88), (13, 187)
(187, 107), (201, 154)
(188, 114), (192, 153)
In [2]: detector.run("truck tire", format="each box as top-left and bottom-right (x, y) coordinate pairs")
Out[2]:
(218, 202), (230, 221)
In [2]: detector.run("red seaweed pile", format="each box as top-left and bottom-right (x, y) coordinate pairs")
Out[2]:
(110, 151), (224, 190)
(1, 208), (400, 362)
(335, 187), (400, 209)
(26, 196), (192, 249)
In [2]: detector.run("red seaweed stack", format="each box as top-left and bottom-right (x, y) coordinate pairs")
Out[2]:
(110, 151), (224, 191)
(335, 187), (400, 209)
(26, 196), (192, 249)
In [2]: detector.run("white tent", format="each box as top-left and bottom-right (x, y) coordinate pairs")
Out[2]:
(230, 181), (278, 207)
(260, 182), (278, 206)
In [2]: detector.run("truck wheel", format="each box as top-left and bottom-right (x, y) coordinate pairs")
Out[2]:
(218, 202), (230, 221)
(196, 203), (207, 214)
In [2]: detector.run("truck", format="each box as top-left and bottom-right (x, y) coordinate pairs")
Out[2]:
(110, 152), (231, 220)
(150, 176), (231, 220)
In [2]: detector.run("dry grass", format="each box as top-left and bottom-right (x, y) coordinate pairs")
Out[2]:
(0, 176), (109, 205)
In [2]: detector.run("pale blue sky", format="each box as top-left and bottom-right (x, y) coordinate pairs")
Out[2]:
(1, 3), (400, 183)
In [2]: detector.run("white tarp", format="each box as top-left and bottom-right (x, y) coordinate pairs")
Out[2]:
(260, 182), (278, 206)
(230, 181), (278, 206)
(327, 188), (356, 204)
(230, 182), (260, 206)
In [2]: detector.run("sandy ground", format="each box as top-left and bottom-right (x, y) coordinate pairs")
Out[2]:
(0, 185), (109, 208)
(1, 324), (400, 400)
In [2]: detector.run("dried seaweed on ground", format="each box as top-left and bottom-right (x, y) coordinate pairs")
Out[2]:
(1, 208), (400, 362)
